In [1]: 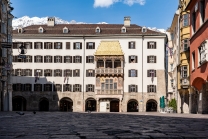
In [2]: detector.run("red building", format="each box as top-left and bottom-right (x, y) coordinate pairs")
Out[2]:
(186, 0), (208, 114)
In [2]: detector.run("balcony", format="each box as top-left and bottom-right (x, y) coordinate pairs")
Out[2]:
(180, 77), (189, 88)
(96, 89), (123, 95)
(95, 68), (123, 75)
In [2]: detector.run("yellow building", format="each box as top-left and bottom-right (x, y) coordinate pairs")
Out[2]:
(177, 0), (191, 113)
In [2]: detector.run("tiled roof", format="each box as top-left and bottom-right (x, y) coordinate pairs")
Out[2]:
(13, 24), (165, 36)
(94, 41), (124, 56)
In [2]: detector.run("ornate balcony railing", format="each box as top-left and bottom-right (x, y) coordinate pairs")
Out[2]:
(95, 68), (123, 75)
(96, 89), (123, 95)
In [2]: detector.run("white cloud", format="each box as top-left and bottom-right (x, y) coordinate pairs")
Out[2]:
(93, 0), (145, 8)
(93, 0), (120, 8)
(123, 0), (145, 6)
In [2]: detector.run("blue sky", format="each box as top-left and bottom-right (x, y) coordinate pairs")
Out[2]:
(11, 0), (178, 29)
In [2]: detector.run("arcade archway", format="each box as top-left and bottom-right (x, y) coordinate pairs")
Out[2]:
(60, 97), (73, 112)
(127, 99), (138, 112)
(39, 97), (49, 111)
(85, 98), (96, 111)
(146, 99), (157, 112)
(12, 96), (26, 111)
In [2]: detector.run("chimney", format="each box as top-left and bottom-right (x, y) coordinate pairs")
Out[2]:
(47, 17), (55, 26)
(124, 16), (131, 27)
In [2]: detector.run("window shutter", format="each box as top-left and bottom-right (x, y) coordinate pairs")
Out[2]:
(92, 56), (94, 63)
(70, 56), (72, 63)
(86, 85), (88, 92)
(147, 85), (149, 92)
(64, 56), (66, 63)
(80, 56), (82, 63)
(21, 69), (25, 76)
(136, 70), (137, 77)
(128, 42), (131, 49)
(128, 70), (131, 77)
(147, 42), (150, 49)
(80, 43), (82, 49)
(44, 56), (46, 63)
(135, 56), (138, 63)
(34, 42), (36, 49)
(66, 42), (70, 49)
(30, 56), (32, 62)
(73, 85), (75, 92)
(155, 85), (157, 92)
(93, 42), (95, 49)
(73, 43), (75, 49)
(60, 43), (62, 49)
(86, 43), (89, 49)
(30, 69), (32, 76)
(34, 56), (37, 62)
(147, 70), (149, 77)
(54, 69), (56, 77)
(73, 56), (75, 63)
(86, 56), (88, 63)
(155, 56), (157, 63)
(93, 70), (95, 77)
(79, 85), (81, 92)
(50, 56), (52, 63)
(73, 70), (75, 77)
(155, 70), (156, 77)
(92, 85), (94, 92)
(15, 69), (17, 76)
(41, 56), (43, 63)
(44, 42), (46, 49)
(41, 42), (43, 49)
(147, 56), (149, 63)
(60, 70), (62, 77)
(154, 42), (157, 49)
(54, 56), (56, 63)
(69, 70), (72, 77)
(54, 42), (57, 49)
(63, 84), (66, 92)
(133, 41), (136, 49)
(60, 56), (62, 63)
(129, 56), (131, 63)
(78, 70), (80, 77)
(136, 85), (138, 92)
(128, 85), (130, 92)
(86, 70), (88, 77)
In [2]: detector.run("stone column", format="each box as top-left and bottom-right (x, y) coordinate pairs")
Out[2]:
(119, 99), (122, 112)
(112, 58), (115, 69)
(96, 98), (99, 112)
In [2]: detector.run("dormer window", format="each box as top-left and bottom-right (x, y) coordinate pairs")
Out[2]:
(95, 27), (100, 33)
(121, 26), (126, 33)
(63, 27), (68, 33)
(142, 27), (147, 33)
(38, 27), (44, 33)
(18, 28), (23, 33)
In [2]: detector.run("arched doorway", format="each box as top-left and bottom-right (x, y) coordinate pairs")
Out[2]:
(39, 98), (49, 111)
(127, 99), (138, 112)
(110, 99), (119, 112)
(85, 98), (96, 111)
(12, 96), (26, 111)
(60, 97), (73, 112)
(146, 99), (157, 112)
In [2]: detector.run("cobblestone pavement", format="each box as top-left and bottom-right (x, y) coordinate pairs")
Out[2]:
(0, 112), (208, 139)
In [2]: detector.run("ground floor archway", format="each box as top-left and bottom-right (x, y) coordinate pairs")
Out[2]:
(127, 99), (138, 112)
(39, 97), (49, 111)
(146, 99), (157, 112)
(110, 99), (119, 112)
(12, 96), (26, 111)
(85, 98), (96, 111)
(60, 97), (73, 112)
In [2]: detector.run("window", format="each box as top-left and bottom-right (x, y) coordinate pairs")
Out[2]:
(129, 41), (135, 49)
(86, 69), (95, 77)
(73, 56), (82, 63)
(34, 42), (43, 49)
(86, 56), (94, 63)
(129, 69), (137, 77)
(13, 42), (23, 49)
(192, 52), (195, 70)
(147, 70), (156, 77)
(170, 64), (173, 71)
(129, 85), (138, 92)
(66, 42), (70, 49)
(182, 14), (189, 27)
(63, 27), (68, 33)
(64, 56), (72, 63)
(147, 56), (156, 63)
(142, 27), (147, 33)
(54, 84), (62, 91)
(73, 42), (82, 49)
(73, 84), (81, 92)
(63, 84), (72, 92)
(34, 84), (42, 91)
(95, 27), (100, 33)
(24, 69), (32, 76)
(121, 27), (126, 33)
(64, 69), (72, 77)
(34, 69), (43, 76)
(54, 69), (62, 77)
(129, 55), (137, 63)
(73, 69), (80, 77)
(13, 56), (23, 62)
(114, 60), (121, 68)
(39, 27), (43, 33)
(34, 55), (43, 63)
(182, 39), (189, 51)
(13, 83), (23, 91)
(86, 84), (94, 92)
(97, 60), (104, 68)
(44, 42), (53, 49)
(147, 85), (156, 92)
(15, 69), (23, 76)
(54, 42), (62, 49)
(18, 28), (23, 33)
(200, 0), (205, 24)
(24, 55), (32, 63)
(44, 56), (52, 63)
(192, 11), (196, 33)
(171, 79), (174, 87)
(44, 69), (52, 77)
(86, 42), (95, 49)
(24, 84), (32, 91)
(24, 42), (32, 49)
(198, 41), (207, 65)
(147, 42), (156, 49)
(44, 84), (52, 91)
(181, 66), (187, 78)
(105, 79), (114, 90)
(54, 56), (62, 63)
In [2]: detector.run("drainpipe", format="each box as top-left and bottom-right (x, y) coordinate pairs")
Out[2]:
(83, 36), (85, 112)
(142, 35), (144, 112)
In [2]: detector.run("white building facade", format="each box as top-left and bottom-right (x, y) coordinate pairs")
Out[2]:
(12, 17), (167, 112)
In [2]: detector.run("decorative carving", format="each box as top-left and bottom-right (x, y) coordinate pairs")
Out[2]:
(96, 77), (100, 87)
(118, 77), (123, 88)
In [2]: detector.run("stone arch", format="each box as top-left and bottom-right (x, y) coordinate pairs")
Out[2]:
(146, 99), (157, 112)
(39, 97), (49, 111)
(85, 98), (96, 112)
(12, 96), (27, 111)
(60, 97), (73, 112)
(110, 99), (119, 112)
(127, 99), (138, 112)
